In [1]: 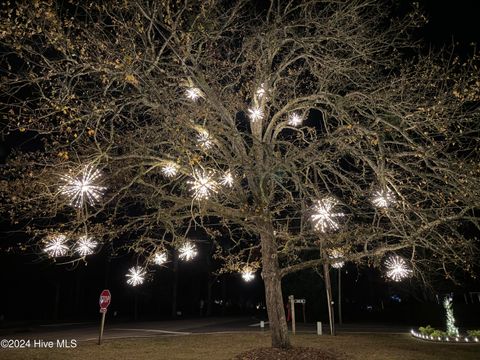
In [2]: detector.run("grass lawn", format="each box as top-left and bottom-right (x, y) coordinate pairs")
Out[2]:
(2, 332), (480, 360)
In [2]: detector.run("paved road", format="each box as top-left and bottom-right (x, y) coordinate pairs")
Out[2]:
(2, 317), (411, 342)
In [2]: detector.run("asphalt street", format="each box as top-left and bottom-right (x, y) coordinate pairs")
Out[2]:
(2, 317), (411, 342)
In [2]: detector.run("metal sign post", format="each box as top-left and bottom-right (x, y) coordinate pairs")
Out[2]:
(289, 295), (296, 335)
(98, 289), (111, 345)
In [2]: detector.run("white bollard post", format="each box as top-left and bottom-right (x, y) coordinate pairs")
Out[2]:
(260, 320), (265, 329)
(317, 321), (322, 335)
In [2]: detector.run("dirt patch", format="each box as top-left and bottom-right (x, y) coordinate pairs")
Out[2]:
(234, 346), (343, 360)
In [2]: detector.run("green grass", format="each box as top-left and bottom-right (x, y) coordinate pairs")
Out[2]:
(2, 332), (480, 360)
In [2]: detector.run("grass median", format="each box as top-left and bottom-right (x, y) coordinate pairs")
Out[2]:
(2, 332), (480, 359)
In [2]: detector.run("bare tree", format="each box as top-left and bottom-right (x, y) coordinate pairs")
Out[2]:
(1, 0), (479, 349)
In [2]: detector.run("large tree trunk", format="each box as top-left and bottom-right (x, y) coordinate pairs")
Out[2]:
(260, 230), (290, 349)
(171, 252), (179, 318)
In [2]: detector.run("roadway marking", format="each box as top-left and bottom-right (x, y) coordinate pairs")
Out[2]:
(248, 322), (269, 327)
(111, 328), (192, 335)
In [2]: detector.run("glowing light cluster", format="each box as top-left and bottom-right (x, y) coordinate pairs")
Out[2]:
(256, 83), (267, 99)
(75, 235), (97, 256)
(329, 249), (345, 269)
(248, 107), (264, 122)
(178, 242), (198, 261)
(153, 251), (168, 266)
(372, 187), (396, 208)
(44, 234), (69, 257)
(162, 162), (179, 177)
(220, 171), (234, 187)
(188, 169), (218, 200)
(287, 113), (303, 126)
(60, 165), (106, 208)
(126, 266), (146, 286)
(185, 87), (203, 101)
(311, 197), (345, 233)
(410, 329), (477, 343)
(384, 255), (412, 282)
(197, 129), (213, 149)
(241, 267), (255, 282)
(444, 296), (459, 337)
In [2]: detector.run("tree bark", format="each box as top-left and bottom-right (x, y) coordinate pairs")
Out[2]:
(260, 230), (290, 349)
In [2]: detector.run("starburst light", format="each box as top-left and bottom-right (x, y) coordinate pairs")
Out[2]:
(287, 113), (303, 126)
(44, 234), (69, 257)
(188, 169), (218, 200)
(311, 197), (345, 233)
(220, 171), (234, 187)
(162, 162), (178, 177)
(178, 242), (198, 261)
(185, 87), (203, 101)
(241, 267), (255, 282)
(75, 235), (97, 256)
(384, 255), (412, 282)
(248, 107), (264, 122)
(372, 187), (396, 208)
(126, 266), (146, 286)
(152, 251), (168, 266)
(60, 165), (105, 208)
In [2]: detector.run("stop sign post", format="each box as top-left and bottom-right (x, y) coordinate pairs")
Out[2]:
(98, 290), (111, 345)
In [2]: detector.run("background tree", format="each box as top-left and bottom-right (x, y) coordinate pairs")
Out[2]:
(1, 0), (479, 349)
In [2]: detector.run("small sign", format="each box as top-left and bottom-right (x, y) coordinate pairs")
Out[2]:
(99, 289), (111, 310)
(294, 299), (306, 304)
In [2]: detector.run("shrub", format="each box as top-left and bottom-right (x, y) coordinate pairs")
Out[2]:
(467, 330), (480, 337)
(419, 325), (435, 335)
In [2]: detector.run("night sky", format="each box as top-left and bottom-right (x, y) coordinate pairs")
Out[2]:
(1, 1), (479, 329)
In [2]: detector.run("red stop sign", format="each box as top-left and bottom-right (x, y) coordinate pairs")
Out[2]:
(99, 289), (111, 311)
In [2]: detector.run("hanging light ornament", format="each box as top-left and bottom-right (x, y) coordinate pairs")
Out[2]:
(44, 234), (69, 257)
(60, 165), (106, 208)
(162, 162), (179, 178)
(241, 267), (255, 282)
(196, 129), (213, 149)
(152, 251), (168, 266)
(311, 197), (345, 232)
(384, 255), (412, 282)
(188, 169), (218, 200)
(287, 112), (303, 126)
(126, 266), (146, 286)
(185, 87), (203, 101)
(329, 248), (345, 269)
(178, 242), (198, 261)
(75, 235), (97, 256)
(372, 187), (396, 208)
(248, 107), (264, 122)
(220, 170), (234, 187)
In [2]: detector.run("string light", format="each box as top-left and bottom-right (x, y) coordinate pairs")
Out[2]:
(248, 107), (264, 122)
(372, 187), (396, 208)
(75, 235), (97, 256)
(444, 296), (459, 337)
(185, 87), (203, 101)
(384, 255), (412, 281)
(152, 251), (167, 266)
(178, 242), (198, 261)
(197, 129), (213, 149)
(220, 171), (234, 187)
(162, 162), (178, 177)
(329, 249), (345, 269)
(60, 165), (105, 208)
(44, 234), (69, 257)
(241, 267), (255, 282)
(188, 169), (218, 200)
(126, 266), (146, 286)
(311, 197), (345, 232)
(287, 113), (303, 126)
